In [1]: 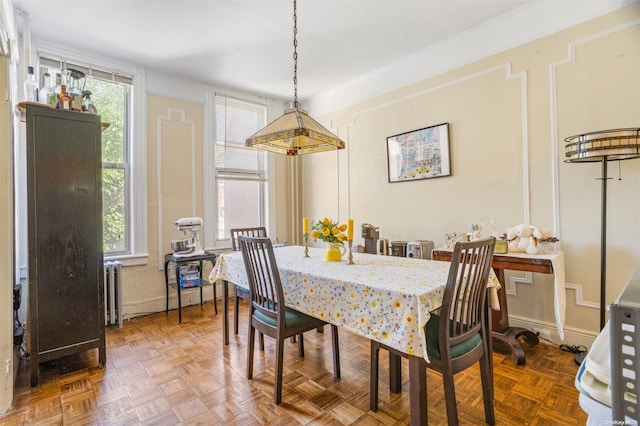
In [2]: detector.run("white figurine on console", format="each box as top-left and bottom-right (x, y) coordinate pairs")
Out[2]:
(506, 224), (544, 255)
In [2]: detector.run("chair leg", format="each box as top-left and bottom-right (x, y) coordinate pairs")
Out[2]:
(259, 332), (265, 351)
(274, 336), (285, 404)
(331, 325), (340, 378)
(298, 334), (305, 357)
(479, 354), (496, 424)
(370, 340), (381, 411)
(441, 368), (459, 426)
(482, 307), (496, 425)
(246, 322), (255, 380)
(234, 293), (240, 334)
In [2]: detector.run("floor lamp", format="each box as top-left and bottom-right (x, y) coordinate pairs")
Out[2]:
(564, 128), (640, 363)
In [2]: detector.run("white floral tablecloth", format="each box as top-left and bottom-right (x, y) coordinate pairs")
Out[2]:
(209, 245), (499, 361)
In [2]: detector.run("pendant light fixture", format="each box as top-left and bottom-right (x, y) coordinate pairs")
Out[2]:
(245, 0), (345, 156)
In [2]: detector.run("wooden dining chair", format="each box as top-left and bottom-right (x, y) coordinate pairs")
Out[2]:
(238, 235), (341, 404)
(370, 237), (496, 425)
(230, 227), (267, 335)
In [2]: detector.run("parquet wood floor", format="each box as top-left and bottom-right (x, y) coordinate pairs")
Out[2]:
(3, 299), (587, 425)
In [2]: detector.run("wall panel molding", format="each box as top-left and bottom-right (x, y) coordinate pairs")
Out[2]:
(156, 108), (196, 269)
(549, 18), (640, 310)
(349, 63), (531, 224)
(506, 273), (600, 310)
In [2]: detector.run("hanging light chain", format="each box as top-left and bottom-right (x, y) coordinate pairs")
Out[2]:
(293, 0), (298, 108)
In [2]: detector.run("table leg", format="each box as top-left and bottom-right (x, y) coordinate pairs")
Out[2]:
(491, 268), (539, 365)
(214, 283), (218, 314)
(199, 260), (204, 307)
(223, 280), (229, 345)
(164, 260), (170, 315)
(389, 352), (402, 393)
(204, 259), (217, 314)
(408, 355), (428, 426)
(178, 284), (182, 323)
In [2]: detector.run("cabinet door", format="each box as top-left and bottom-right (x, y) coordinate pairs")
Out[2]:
(27, 106), (104, 357)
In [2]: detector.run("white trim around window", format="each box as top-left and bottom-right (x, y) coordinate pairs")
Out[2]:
(204, 87), (278, 249)
(35, 41), (148, 266)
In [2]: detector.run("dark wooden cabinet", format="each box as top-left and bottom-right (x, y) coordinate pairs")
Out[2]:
(26, 105), (105, 387)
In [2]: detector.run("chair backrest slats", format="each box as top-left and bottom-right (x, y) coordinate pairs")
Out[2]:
(231, 227), (267, 251)
(238, 235), (284, 325)
(441, 237), (496, 349)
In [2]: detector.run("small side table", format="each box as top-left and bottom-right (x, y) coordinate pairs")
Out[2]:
(164, 252), (217, 323)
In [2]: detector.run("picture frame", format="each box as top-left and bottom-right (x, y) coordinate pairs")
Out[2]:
(386, 122), (451, 183)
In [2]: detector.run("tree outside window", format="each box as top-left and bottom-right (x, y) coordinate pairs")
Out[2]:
(40, 65), (131, 254)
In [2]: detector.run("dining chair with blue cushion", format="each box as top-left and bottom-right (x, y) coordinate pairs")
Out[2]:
(370, 237), (496, 425)
(238, 235), (341, 404)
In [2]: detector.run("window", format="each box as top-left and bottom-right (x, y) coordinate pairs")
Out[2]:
(38, 53), (140, 258)
(213, 96), (267, 242)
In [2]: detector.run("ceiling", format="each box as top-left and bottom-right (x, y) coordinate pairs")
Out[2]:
(10, 0), (632, 105)
(13, 0), (537, 101)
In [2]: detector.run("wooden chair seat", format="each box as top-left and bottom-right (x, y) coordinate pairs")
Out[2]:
(425, 314), (482, 359)
(253, 306), (319, 328)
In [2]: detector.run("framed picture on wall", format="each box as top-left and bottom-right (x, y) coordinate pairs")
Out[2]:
(386, 122), (451, 183)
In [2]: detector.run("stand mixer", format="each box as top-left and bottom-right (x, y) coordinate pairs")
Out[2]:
(171, 217), (205, 257)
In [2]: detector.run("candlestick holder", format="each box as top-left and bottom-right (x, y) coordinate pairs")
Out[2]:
(348, 240), (354, 264)
(304, 235), (309, 257)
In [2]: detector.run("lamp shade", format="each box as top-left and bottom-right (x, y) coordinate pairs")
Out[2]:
(564, 128), (640, 163)
(246, 107), (345, 156)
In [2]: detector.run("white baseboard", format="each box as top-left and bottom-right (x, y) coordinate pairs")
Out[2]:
(508, 315), (599, 349)
(122, 283), (219, 320)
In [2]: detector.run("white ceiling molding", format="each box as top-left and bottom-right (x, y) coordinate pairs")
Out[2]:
(308, 0), (636, 116)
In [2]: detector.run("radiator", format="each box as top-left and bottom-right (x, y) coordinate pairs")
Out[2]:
(104, 260), (123, 328)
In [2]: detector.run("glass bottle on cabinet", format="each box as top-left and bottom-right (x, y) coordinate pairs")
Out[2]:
(82, 90), (97, 114)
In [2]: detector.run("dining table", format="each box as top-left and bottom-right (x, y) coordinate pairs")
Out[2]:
(209, 245), (500, 426)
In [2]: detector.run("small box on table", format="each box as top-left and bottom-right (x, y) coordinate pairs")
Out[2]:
(179, 264), (200, 288)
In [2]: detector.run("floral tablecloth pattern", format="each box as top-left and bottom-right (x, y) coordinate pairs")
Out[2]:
(209, 245), (499, 361)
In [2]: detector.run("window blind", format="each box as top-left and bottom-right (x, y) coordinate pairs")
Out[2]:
(214, 95), (267, 174)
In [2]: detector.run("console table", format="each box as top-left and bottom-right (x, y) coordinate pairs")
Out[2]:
(164, 252), (217, 323)
(432, 248), (565, 365)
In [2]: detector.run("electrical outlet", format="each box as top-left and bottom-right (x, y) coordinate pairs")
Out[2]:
(532, 327), (551, 341)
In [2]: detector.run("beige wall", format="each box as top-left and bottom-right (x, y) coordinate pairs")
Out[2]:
(120, 94), (294, 317)
(0, 55), (14, 414)
(303, 4), (640, 346)
(121, 95), (213, 316)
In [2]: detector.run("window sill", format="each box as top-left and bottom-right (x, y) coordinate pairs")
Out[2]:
(104, 253), (149, 267)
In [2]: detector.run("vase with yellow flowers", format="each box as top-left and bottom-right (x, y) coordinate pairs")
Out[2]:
(309, 218), (348, 261)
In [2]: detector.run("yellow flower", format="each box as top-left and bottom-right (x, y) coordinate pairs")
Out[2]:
(310, 218), (348, 244)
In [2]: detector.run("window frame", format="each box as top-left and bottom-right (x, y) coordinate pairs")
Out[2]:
(204, 90), (275, 249)
(36, 41), (148, 265)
